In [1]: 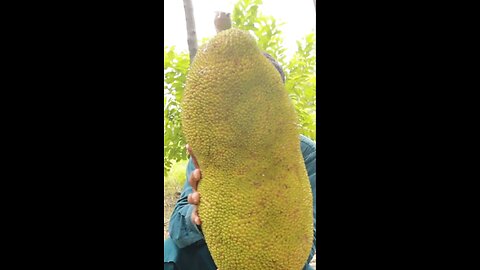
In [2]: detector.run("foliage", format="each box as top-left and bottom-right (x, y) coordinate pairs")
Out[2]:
(164, 159), (188, 190)
(232, 0), (316, 140)
(164, 0), (316, 175)
(285, 33), (316, 139)
(164, 46), (189, 175)
(232, 0), (287, 65)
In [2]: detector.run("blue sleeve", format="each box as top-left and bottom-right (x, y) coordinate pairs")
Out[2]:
(300, 135), (317, 269)
(167, 157), (205, 248)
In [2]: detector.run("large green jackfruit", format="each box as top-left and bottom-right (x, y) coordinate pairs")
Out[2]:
(181, 28), (313, 270)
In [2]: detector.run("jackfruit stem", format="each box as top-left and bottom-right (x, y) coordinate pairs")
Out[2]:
(214, 11), (232, 33)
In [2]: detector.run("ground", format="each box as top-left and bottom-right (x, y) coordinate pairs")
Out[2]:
(163, 187), (316, 269)
(164, 186), (181, 239)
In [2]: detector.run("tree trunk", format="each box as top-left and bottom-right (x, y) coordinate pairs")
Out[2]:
(183, 0), (198, 64)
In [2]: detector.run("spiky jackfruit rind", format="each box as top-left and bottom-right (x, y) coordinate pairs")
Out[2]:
(181, 28), (313, 270)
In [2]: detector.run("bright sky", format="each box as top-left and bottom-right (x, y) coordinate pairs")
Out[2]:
(164, 0), (316, 58)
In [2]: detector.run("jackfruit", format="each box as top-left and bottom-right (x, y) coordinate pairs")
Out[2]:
(181, 28), (313, 270)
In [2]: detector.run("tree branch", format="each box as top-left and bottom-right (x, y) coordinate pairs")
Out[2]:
(183, 0), (198, 64)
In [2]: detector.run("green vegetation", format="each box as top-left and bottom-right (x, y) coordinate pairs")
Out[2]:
(164, 159), (188, 191)
(164, 0), (316, 176)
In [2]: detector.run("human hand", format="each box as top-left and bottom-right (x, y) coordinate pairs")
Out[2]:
(186, 144), (202, 225)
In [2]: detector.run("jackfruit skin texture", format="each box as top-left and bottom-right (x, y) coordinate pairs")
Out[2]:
(181, 28), (313, 270)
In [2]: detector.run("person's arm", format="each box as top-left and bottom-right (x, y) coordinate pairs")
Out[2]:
(167, 157), (205, 248)
(300, 135), (317, 270)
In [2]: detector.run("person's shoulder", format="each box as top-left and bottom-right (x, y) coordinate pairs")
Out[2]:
(300, 134), (316, 152)
(299, 135), (316, 175)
